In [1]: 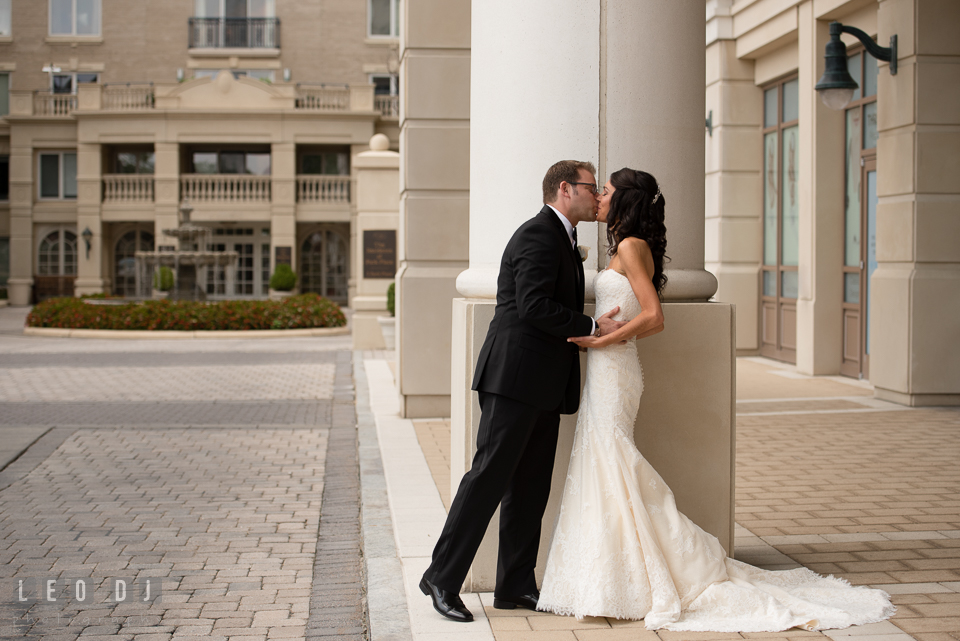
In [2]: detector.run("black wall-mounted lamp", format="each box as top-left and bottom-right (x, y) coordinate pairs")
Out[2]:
(705, 110), (713, 137)
(815, 21), (897, 110)
(81, 227), (93, 259)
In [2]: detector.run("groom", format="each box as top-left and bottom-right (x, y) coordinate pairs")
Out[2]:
(420, 160), (626, 622)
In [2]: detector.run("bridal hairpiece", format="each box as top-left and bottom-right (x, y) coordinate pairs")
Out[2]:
(651, 187), (661, 204)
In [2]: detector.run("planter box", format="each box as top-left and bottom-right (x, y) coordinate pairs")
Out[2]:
(377, 315), (395, 350)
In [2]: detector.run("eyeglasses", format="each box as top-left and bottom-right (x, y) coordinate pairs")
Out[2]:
(567, 181), (598, 195)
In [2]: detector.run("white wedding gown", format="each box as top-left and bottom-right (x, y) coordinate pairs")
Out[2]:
(537, 269), (894, 632)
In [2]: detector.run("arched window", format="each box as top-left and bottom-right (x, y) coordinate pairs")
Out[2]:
(38, 229), (77, 276)
(114, 229), (154, 297)
(300, 230), (348, 304)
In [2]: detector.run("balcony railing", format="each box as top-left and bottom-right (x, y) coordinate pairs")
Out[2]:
(188, 17), (280, 49)
(33, 92), (76, 116)
(297, 175), (351, 203)
(103, 84), (155, 111)
(375, 95), (399, 118)
(103, 175), (155, 203)
(181, 174), (271, 202)
(295, 84), (350, 112)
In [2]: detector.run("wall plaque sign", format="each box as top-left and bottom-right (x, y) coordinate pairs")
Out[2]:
(275, 246), (292, 266)
(363, 230), (396, 279)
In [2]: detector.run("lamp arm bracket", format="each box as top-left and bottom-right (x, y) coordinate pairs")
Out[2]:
(840, 24), (898, 74)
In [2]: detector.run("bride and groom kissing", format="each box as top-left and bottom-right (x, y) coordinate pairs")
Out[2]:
(419, 160), (894, 632)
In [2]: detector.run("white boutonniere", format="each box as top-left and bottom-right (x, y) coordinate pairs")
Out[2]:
(577, 245), (590, 262)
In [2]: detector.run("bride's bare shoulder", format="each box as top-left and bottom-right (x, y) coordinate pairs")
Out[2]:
(617, 237), (652, 260)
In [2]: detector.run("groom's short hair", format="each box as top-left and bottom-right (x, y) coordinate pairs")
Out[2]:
(543, 160), (597, 203)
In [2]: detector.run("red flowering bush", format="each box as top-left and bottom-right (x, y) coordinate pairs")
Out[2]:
(27, 293), (346, 331)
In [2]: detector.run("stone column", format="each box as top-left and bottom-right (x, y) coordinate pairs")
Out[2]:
(872, 0), (960, 405)
(270, 142), (297, 291)
(795, 1), (845, 375)
(396, 0), (471, 417)
(6, 130), (33, 305)
(451, 0), (735, 592)
(705, 0), (763, 352)
(352, 134), (400, 349)
(153, 142), (180, 250)
(74, 142), (105, 296)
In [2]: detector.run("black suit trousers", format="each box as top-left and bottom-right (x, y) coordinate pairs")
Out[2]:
(423, 392), (560, 597)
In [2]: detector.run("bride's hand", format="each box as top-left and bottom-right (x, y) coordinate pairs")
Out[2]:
(567, 334), (627, 349)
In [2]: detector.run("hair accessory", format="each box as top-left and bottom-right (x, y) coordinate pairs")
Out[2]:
(651, 187), (661, 204)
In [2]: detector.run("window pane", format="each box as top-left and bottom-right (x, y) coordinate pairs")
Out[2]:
(844, 272), (859, 304)
(50, 0), (73, 34)
(40, 155), (61, 198)
(763, 132), (778, 265)
(0, 237), (8, 286)
(0, 0), (10, 36)
(844, 108), (861, 267)
(219, 152), (244, 174)
(63, 230), (77, 275)
(370, 0), (391, 35)
(76, 0), (100, 35)
(0, 74), (8, 116)
(782, 79), (799, 122)
(780, 125), (799, 267)
(76, 73), (98, 84)
(52, 75), (73, 94)
(863, 102), (878, 150)
(245, 153), (271, 175)
(863, 52), (878, 98)
(763, 87), (778, 129)
(847, 53), (862, 102)
(249, 0), (274, 17)
(762, 270), (776, 297)
(0, 156), (8, 200)
(866, 170), (877, 355)
(196, 0), (219, 17)
(781, 271), (798, 299)
(372, 76), (392, 96)
(39, 232), (58, 275)
(193, 152), (218, 174)
(117, 152), (138, 174)
(301, 154), (323, 174)
(63, 153), (77, 198)
(225, 0), (245, 18)
(139, 152), (155, 174)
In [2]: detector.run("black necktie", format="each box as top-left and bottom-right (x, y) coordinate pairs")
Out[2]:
(571, 226), (578, 249)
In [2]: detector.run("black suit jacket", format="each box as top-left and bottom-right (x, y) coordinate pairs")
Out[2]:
(472, 206), (595, 413)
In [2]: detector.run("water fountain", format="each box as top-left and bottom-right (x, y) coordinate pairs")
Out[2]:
(134, 201), (239, 300)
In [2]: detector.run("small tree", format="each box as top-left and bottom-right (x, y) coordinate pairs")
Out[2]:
(153, 266), (174, 291)
(270, 263), (297, 291)
(386, 282), (395, 317)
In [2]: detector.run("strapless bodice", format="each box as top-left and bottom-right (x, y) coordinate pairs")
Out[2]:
(594, 269), (642, 322)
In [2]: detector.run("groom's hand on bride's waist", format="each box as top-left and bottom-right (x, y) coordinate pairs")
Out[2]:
(567, 307), (628, 349)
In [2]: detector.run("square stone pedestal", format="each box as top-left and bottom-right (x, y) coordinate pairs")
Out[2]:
(451, 298), (736, 592)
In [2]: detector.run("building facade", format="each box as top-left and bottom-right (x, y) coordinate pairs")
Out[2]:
(0, 0), (401, 306)
(705, 0), (959, 405)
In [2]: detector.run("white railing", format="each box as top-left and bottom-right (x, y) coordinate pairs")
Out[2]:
(375, 95), (399, 118)
(34, 92), (77, 116)
(103, 84), (155, 111)
(297, 175), (351, 203)
(103, 175), (155, 202)
(295, 85), (350, 111)
(181, 174), (271, 202)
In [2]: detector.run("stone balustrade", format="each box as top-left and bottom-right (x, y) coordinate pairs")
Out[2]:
(102, 175), (155, 202)
(33, 92), (77, 117)
(295, 85), (351, 111)
(180, 174), (271, 202)
(297, 175), (351, 203)
(375, 95), (399, 118)
(102, 84), (155, 111)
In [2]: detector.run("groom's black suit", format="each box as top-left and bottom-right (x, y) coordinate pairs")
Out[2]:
(424, 206), (595, 598)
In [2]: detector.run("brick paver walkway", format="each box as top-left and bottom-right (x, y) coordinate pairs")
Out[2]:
(0, 325), (367, 641)
(413, 358), (960, 641)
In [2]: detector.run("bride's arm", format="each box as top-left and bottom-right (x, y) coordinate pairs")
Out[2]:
(569, 238), (664, 348)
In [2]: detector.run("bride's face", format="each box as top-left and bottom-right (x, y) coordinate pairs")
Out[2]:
(596, 181), (615, 223)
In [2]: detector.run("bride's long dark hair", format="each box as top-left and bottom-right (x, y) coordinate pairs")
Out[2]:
(605, 168), (669, 297)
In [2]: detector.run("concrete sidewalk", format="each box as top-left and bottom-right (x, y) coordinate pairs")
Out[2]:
(358, 352), (960, 641)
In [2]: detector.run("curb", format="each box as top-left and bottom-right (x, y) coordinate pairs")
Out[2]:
(22, 326), (350, 339)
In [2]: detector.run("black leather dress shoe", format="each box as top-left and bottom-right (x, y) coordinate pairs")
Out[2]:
(420, 577), (474, 622)
(493, 591), (539, 610)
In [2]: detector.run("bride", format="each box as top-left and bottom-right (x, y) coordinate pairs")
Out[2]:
(536, 168), (894, 632)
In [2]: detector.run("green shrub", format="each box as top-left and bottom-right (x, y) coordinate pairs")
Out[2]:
(153, 266), (174, 291)
(26, 293), (346, 331)
(0, 288), (7, 300)
(270, 263), (297, 291)
(386, 282), (395, 317)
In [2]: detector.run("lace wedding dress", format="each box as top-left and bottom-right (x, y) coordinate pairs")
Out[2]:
(537, 269), (894, 632)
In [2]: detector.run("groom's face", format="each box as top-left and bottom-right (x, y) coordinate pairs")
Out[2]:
(567, 169), (600, 225)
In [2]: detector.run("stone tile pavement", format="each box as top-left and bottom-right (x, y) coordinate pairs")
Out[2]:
(394, 358), (960, 641)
